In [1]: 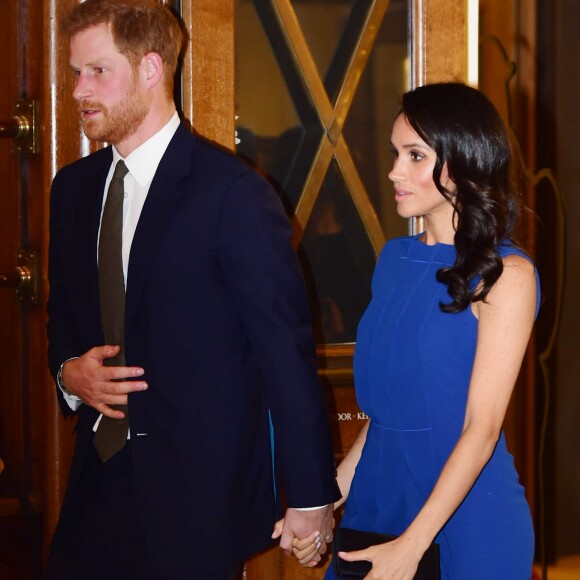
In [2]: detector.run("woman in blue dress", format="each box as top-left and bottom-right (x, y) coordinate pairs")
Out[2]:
(278, 83), (539, 579)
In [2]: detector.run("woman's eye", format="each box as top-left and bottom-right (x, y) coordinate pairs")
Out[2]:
(410, 151), (424, 161)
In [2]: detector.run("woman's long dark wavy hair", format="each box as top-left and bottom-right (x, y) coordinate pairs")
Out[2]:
(401, 82), (525, 313)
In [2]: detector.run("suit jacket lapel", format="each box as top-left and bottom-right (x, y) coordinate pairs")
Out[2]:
(71, 148), (113, 340)
(125, 124), (195, 323)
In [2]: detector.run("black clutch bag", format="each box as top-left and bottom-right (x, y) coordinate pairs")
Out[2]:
(332, 527), (440, 579)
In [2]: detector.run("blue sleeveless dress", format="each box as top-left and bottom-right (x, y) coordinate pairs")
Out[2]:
(325, 235), (539, 580)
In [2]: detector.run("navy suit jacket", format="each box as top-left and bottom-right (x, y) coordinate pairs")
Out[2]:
(47, 124), (340, 573)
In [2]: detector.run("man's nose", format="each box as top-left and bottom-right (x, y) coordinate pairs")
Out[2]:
(72, 73), (93, 101)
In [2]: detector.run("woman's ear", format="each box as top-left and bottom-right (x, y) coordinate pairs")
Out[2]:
(441, 162), (457, 195)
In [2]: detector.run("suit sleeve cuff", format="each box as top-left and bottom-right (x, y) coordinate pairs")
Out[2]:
(57, 357), (83, 411)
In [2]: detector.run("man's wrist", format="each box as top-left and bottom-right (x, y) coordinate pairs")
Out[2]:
(57, 357), (80, 398)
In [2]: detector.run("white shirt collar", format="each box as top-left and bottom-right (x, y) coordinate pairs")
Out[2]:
(111, 111), (181, 187)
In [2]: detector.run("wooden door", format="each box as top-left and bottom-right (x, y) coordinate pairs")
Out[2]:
(0, 1), (46, 578)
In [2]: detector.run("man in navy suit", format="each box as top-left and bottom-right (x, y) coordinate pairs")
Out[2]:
(45, 1), (340, 578)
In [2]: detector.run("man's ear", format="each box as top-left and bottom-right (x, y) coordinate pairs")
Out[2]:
(141, 52), (164, 88)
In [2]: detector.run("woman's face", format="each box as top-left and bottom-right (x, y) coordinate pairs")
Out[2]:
(388, 114), (454, 222)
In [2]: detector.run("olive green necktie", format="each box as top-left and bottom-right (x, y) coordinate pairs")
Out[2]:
(94, 160), (130, 462)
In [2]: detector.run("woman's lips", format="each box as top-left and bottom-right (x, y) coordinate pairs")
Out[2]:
(394, 188), (411, 202)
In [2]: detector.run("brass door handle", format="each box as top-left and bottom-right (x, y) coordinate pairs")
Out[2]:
(0, 265), (33, 288)
(0, 115), (31, 139)
(0, 100), (39, 153)
(0, 250), (39, 307)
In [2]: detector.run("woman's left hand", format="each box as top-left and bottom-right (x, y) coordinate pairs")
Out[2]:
(337, 537), (422, 580)
(272, 517), (324, 567)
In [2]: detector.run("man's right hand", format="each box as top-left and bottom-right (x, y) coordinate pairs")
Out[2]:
(60, 346), (148, 418)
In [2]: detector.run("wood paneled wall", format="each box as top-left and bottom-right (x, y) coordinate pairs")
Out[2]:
(478, 0), (539, 519)
(181, 0), (235, 148)
(412, 0), (467, 84)
(42, 0), (89, 549)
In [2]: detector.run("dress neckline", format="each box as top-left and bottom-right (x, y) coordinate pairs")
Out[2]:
(406, 233), (456, 263)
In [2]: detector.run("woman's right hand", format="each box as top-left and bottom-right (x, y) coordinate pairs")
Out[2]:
(337, 535), (423, 580)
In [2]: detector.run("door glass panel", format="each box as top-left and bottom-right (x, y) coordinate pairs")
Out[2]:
(300, 159), (374, 344)
(293, 1), (353, 83)
(343, 0), (409, 241)
(235, 0), (409, 344)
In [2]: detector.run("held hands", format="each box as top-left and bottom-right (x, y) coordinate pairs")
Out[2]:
(272, 520), (323, 567)
(271, 505), (335, 567)
(60, 345), (148, 418)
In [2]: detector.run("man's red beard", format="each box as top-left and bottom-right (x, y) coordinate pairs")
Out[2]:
(78, 89), (148, 145)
